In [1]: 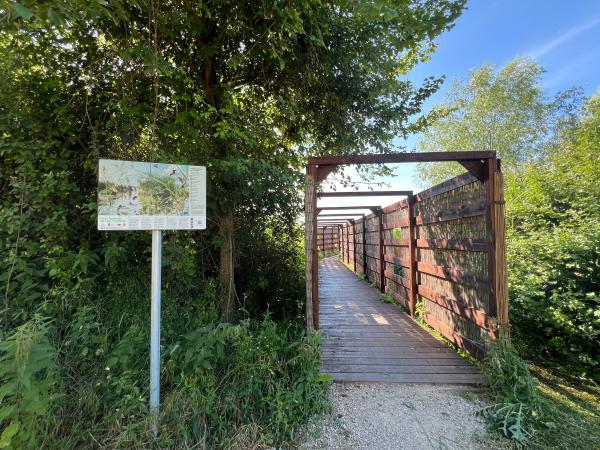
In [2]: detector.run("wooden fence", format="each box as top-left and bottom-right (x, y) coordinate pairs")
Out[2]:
(317, 226), (339, 251)
(339, 172), (503, 359)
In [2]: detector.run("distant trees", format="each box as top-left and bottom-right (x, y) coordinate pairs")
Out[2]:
(414, 57), (599, 378)
(415, 58), (582, 185)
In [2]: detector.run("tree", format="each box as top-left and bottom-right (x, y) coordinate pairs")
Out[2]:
(2, 0), (465, 322)
(505, 92), (600, 377)
(415, 58), (581, 186)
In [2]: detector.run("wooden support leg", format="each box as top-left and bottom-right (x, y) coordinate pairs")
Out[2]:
(378, 211), (385, 293)
(407, 194), (417, 317)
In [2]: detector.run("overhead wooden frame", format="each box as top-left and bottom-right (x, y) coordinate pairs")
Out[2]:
(318, 190), (412, 198)
(304, 151), (505, 334)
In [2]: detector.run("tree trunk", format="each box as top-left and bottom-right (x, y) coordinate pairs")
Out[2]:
(219, 213), (236, 322)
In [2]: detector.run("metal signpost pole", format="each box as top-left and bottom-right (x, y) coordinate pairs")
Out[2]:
(150, 229), (162, 431)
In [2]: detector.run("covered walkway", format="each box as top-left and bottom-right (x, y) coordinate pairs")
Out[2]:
(319, 257), (484, 384)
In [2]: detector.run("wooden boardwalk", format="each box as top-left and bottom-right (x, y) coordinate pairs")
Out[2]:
(319, 257), (484, 384)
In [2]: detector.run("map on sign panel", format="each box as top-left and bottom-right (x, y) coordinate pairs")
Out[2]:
(97, 159), (206, 231)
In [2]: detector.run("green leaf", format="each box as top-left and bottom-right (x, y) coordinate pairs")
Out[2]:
(13, 3), (33, 20)
(0, 421), (20, 448)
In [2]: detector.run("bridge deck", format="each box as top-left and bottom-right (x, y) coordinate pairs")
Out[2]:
(319, 257), (484, 384)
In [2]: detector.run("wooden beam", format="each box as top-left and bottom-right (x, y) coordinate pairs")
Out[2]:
(318, 213), (365, 217)
(308, 151), (496, 165)
(316, 164), (337, 182)
(318, 190), (412, 198)
(407, 194), (417, 317)
(458, 160), (485, 182)
(317, 205), (381, 210)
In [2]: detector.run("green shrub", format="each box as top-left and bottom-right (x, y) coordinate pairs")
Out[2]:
(508, 222), (600, 380)
(480, 339), (550, 444)
(0, 317), (59, 449)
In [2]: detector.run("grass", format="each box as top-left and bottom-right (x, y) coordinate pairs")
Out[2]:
(318, 250), (338, 261)
(525, 364), (600, 449)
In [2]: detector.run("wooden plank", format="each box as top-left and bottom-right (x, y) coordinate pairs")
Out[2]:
(384, 238), (409, 246)
(423, 313), (485, 360)
(383, 218), (410, 228)
(309, 151), (496, 165)
(321, 364), (481, 374)
(382, 198), (409, 213)
(415, 201), (486, 225)
(415, 172), (479, 202)
(417, 285), (490, 330)
(416, 262), (488, 288)
(416, 238), (488, 252)
(383, 254), (410, 267)
(318, 256), (483, 383)
(384, 269), (409, 289)
(321, 357), (473, 366)
(327, 372), (485, 384)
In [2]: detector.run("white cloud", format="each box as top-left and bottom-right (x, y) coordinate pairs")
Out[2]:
(529, 16), (600, 60)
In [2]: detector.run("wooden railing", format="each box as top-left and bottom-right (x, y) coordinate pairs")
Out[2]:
(338, 171), (507, 359)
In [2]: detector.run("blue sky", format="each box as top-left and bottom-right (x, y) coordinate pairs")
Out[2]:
(326, 0), (600, 205)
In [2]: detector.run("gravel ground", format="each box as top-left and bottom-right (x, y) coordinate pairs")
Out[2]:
(300, 382), (494, 450)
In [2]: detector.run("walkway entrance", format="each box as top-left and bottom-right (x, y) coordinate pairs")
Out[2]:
(319, 257), (484, 383)
(304, 152), (510, 368)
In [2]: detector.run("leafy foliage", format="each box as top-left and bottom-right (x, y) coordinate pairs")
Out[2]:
(481, 339), (548, 444)
(416, 58), (582, 185)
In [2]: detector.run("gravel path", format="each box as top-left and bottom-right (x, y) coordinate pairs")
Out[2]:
(300, 382), (494, 450)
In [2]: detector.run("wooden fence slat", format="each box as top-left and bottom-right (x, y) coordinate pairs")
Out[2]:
(416, 262), (488, 288)
(416, 239), (488, 252)
(417, 285), (490, 329)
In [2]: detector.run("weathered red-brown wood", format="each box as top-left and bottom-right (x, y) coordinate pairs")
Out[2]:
(305, 152), (506, 363)
(377, 210), (385, 292)
(309, 151), (495, 165)
(415, 201), (486, 225)
(416, 239), (488, 252)
(407, 194), (417, 317)
(362, 216), (367, 275)
(304, 165), (317, 332)
(352, 220), (357, 272)
(318, 190), (413, 198)
(416, 262), (488, 289)
(417, 285), (490, 329)
(485, 158), (498, 318)
(319, 257), (484, 384)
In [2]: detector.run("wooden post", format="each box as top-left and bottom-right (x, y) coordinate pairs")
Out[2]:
(304, 164), (319, 332)
(362, 216), (367, 276)
(346, 224), (350, 263)
(377, 210), (385, 293)
(304, 166), (316, 333)
(494, 170), (509, 339)
(407, 195), (418, 317)
(322, 226), (326, 252)
(485, 158), (498, 320)
(352, 220), (357, 272)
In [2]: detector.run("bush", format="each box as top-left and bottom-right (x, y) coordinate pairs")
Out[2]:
(508, 222), (600, 380)
(481, 339), (549, 444)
